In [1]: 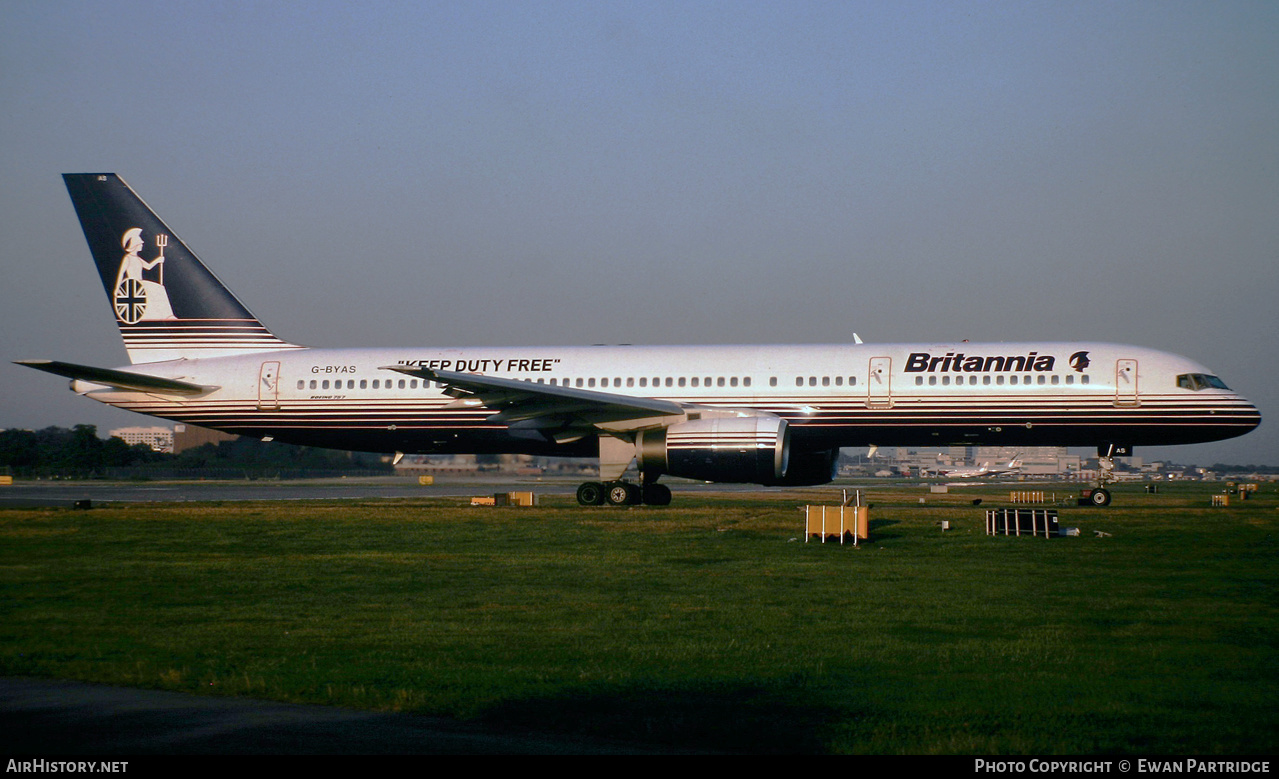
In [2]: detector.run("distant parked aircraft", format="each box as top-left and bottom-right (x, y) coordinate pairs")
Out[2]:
(938, 457), (1023, 479)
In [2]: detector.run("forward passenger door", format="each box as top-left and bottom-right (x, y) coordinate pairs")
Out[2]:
(867, 357), (892, 408)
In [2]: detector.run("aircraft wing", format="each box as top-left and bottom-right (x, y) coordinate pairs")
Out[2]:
(381, 365), (686, 442)
(15, 360), (218, 395)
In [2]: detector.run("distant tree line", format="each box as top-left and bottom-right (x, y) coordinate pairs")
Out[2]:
(167, 433), (391, 474)
(1207, 463), (1279, 475)
(0, 425), (162, 476)
(0, 426), (392, 478)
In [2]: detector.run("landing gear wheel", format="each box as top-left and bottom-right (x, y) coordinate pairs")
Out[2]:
(576, 481), (606, 506)
(1089, 488), (1112, 507)
(606, 482), (638, 506)
(641, 483), (672, 506)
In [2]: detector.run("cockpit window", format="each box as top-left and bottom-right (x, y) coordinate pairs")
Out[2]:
(1177, 373), (1230, 391)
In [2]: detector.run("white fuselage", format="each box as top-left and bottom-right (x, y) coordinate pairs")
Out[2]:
(75, 340), (1260, 458)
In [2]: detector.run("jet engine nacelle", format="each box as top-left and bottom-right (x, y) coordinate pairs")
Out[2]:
(762, 448), (838, 486)
(636, 416), (790, 484)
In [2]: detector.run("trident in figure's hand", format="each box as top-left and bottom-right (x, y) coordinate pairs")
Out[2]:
(155, 234), (168, 285)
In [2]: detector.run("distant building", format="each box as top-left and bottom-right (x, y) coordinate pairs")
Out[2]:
(109, 426), (174, 453)
(173, 424), (239, 453)
(883, 445), (1090, 478)
(975, 446), (1076, 476)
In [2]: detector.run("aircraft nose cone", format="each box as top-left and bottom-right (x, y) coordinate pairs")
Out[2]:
(1231, 394), (1262, 435)
(1244, 402), (1261, 431)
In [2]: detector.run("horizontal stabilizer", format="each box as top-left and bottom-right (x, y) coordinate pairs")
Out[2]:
(14, 360), (218, 395)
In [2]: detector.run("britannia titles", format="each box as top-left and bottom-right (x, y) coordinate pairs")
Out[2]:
(905, 351), (1057, 373)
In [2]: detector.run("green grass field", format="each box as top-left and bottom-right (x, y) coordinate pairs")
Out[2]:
(2, 481), (1275, 753)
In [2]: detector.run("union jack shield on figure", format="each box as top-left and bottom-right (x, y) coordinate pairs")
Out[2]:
(112, 229), (174, 322)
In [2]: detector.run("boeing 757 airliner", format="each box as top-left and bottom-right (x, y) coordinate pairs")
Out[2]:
(17, 174), (1261, 506)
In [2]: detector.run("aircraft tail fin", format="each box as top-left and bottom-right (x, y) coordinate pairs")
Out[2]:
(62, 174), (303, 364)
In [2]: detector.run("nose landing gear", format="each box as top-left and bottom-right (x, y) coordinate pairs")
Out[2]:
(1085, 444), (1130, 508)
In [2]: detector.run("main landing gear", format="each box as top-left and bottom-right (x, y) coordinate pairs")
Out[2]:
(576, 481), (672, 506)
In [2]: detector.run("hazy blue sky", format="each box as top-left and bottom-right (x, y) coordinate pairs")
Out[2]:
(2, 1), (1275, 464)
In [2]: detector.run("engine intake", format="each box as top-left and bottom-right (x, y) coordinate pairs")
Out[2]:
(636, 416), (790, 484)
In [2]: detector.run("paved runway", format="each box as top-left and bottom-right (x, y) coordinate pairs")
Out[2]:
(0, 677), (681, 755)
(0, 476), (577, 507)
(0, 475), (778, 507)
